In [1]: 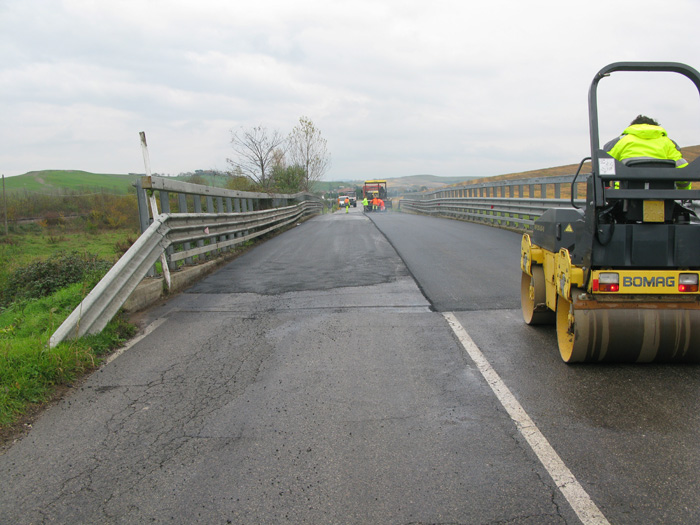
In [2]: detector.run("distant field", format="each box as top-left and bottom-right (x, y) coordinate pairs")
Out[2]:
(3, 170), (137, 194)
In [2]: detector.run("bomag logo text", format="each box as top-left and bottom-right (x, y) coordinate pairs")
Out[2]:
(622, 276), (675, 288)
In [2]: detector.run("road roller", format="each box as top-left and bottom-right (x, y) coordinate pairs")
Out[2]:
(521, 62), (700, 363)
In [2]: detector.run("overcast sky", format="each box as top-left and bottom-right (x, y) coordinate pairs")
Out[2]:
(2, 0), (700, 181)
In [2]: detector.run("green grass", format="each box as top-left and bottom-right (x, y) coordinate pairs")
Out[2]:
(0, 283), (135, 427)
(0, 226), (136, 272)
(0, 227), (140, 428)
(3, 170), (137, 194)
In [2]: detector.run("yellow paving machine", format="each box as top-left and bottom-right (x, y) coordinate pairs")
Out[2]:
(521, 62), (700, 362)
(362, 180), (391, 211)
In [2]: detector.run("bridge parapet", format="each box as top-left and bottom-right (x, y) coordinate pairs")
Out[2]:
(399, 174), (587, 232)
(50, 176), (323, 347)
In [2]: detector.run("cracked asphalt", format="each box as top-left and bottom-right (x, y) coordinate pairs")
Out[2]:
(0, 208), (577, 524)
(2, 206), (698, 524)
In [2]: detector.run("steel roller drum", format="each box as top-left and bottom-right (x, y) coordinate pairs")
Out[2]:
(521, 267), (555, 326)
(557, 291), (700, 363)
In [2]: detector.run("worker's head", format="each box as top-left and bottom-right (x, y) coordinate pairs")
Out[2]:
(630, 115), (659, 126)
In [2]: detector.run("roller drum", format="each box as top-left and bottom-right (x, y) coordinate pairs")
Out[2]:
(521, 267), (555, 325)
(557, 296), (700, 363)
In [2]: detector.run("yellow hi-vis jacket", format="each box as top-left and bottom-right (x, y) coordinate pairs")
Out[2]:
(604, 124), (690, 189)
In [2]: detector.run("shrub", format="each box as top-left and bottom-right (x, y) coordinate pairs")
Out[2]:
(114, 235), (137, 256)
(0, 251), (112, 307)
(5, 190), (139, 231)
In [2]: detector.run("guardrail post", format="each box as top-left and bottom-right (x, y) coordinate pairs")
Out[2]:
(242, 198), (251, 236)
(224, 197), (233, 247)
(136, 178), (149, 234)
(178, 193), (194, 265)
(135, 178), (155, 277)
(215, 196), (225, 253)
(193, 195), (205, 261)
(159, 189), (177, 271)
(203, 196), (214, 256)
(233, 198), (242, 239)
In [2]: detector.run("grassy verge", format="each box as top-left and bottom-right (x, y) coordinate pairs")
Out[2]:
(0, 283), (135, 428)
(0, 225), (137, 267)
(0, 215), (317, 434)
(0, 227), (139, 431)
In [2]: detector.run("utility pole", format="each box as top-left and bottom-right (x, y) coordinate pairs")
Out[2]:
(2, 174), (7, 236)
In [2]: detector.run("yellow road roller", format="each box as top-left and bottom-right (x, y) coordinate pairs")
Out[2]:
(521, 62), (700, 363)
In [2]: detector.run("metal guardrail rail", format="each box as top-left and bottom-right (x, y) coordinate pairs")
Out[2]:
(50, 176), (323, 347)
(135, 175), (321, 271)
(399, 174), (588, 231)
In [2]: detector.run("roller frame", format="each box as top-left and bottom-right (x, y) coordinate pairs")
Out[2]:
(520, 62), (700, 363)
(522, 240), (700, 363)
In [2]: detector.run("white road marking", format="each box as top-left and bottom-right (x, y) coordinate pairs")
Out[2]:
(443, 312), (610, 525)
(102, 318), (168, 366)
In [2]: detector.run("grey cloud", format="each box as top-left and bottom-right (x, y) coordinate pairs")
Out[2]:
(1, 0), (700, 179)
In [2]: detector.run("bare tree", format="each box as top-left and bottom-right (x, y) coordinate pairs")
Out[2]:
(287, 117), (331, 191)
(227, 126), (286, 189)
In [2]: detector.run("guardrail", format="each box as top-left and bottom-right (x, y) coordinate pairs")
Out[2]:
(135, 176), (321, 272)
(50, 176), (324, 347)
(399, 174), (588, 231)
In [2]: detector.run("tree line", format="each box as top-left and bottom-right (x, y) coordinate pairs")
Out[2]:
(227, 116), (331, 193)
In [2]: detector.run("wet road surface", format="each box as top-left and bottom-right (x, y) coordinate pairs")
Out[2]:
(0, 206), (698, 524)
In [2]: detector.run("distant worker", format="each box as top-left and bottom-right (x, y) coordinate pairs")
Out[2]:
(378, 198), (385, 212)
(344, 196), (350, 213)
(604, 115), (689, 189)
(372, 195), (379, 212)
(362, 196), (369, 211)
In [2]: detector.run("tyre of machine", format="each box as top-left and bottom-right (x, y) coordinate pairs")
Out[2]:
(520, 62), (700, 363)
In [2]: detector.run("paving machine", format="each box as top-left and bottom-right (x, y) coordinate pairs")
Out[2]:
(362, 180), (391, 211)
(520, 62), (700, 363)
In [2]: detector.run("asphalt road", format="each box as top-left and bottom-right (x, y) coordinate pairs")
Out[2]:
(368, 211), (700, 525)
(0, 206), (698, 524)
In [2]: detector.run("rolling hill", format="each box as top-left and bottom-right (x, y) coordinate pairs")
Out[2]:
(5, 145), (700, 194)
(3, 170), (137, 194)
(456, 145), (700, 186)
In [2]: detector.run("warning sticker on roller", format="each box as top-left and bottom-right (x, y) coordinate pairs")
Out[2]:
(599, 158), (615, 175)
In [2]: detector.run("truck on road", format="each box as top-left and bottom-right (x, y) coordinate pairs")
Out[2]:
(337, 194), (356, 208)
(362, 180), (391, 211)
